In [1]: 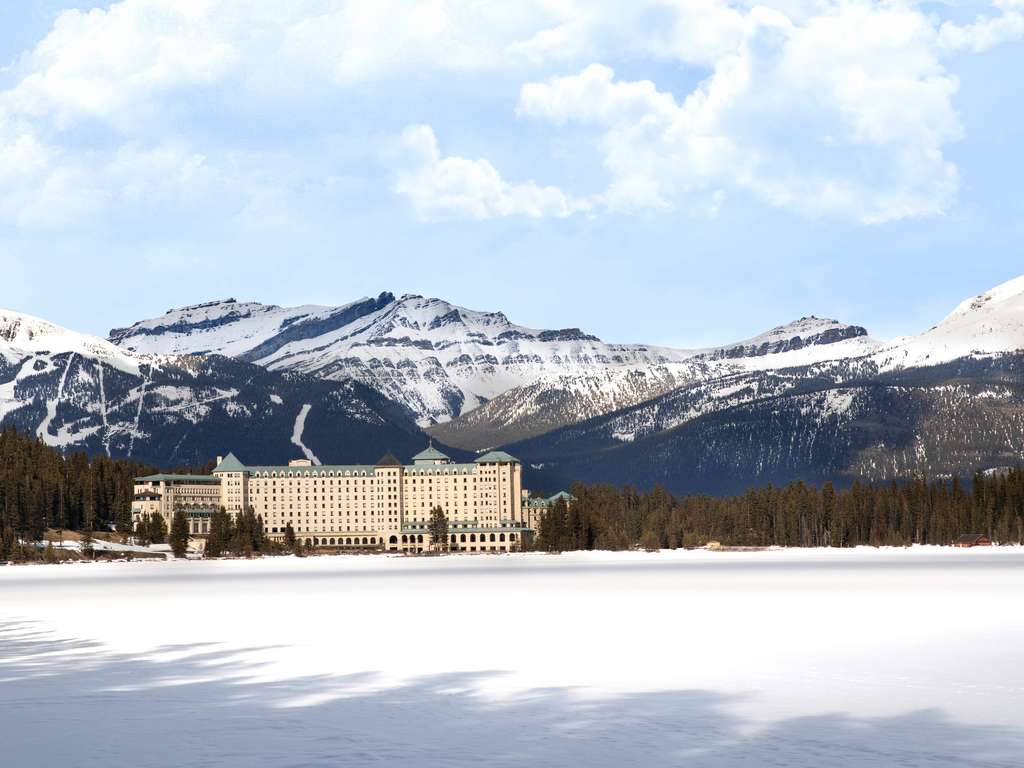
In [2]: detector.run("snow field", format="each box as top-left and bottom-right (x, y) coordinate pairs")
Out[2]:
(2, 547), (1023, 766)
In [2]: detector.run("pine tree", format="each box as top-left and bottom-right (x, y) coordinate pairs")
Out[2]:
(205, 507), (233, 558)
(428, 506), (449, 553)
(80, 523), (94, 560)
(148, 512), (167, 544)
(169, 508), (189, 558)
(283, 522), (296, 551)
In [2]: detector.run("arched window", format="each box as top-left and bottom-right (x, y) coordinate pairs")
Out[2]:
(362, 537), (368, 545)
(313, 537), (319, 546)
(389, 535), (397, 544)
(402, 535), (408, 543)
(510, 533), (517, 541)
(489, 533), (496, 542)
(346, 538), (352, 545)
(370, 538), (376, 545)
(416, 534), (423, 543)
(470, 534), (477, 542)
(460, 534), (466, 542)
(499, 533), (506, 542)
(305, 538), (312, 546)
(329, 538), (336, 545)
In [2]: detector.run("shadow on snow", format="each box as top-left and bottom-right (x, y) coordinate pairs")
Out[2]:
(1, 619), (1020, 767)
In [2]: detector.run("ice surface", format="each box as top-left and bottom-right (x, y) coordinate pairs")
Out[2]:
(2, 548), (1022, 767)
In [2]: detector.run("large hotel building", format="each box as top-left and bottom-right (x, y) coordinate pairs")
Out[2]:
(132, 445), (538, 553)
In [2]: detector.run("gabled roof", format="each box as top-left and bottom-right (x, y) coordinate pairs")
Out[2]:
(474, 450), (520, 464)
(213, 453), (246, 473)
(375, 452), (403, 467)
(412, 445), (451, 462)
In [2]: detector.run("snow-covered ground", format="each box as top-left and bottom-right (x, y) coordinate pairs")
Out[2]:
(2, 548), (1023, 766)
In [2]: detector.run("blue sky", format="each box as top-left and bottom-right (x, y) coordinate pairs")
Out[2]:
(0, 1), (1022, 348)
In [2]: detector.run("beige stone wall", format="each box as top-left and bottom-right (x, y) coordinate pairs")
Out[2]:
(131, 478), (220, 530)
(230, 459), (524, 543)
(129, 457), (531, 548)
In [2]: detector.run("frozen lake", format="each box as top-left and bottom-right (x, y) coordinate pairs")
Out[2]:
(3, 547), (1023, 766)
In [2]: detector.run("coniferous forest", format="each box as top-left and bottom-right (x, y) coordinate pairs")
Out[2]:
(0, 427), (212, 560)
(536, 472), (1024, 552)
(3, 425), (1024, 561)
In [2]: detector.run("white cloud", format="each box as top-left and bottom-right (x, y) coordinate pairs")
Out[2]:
(0, 0), (1020, 229)
(938, 0), (1024, 53)
(0, 138), (221, 230)
(392, 124), (584, 220)
(517, 3), (967, 223)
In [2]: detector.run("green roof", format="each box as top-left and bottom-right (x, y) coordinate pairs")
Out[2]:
(375, 452), (402, 467)
(525, 490), (575, 508)
(213, 453), (246, 473)
(412, 445), (451, 463)
(474, 451), (520, 463)
(135, 473), (219, 483)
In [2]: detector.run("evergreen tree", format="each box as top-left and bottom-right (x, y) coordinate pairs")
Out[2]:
(148, 512), (167, 544)
(169, 508), (189, 558)
(428, 506), (449, 553)
(205, 507), (233, 558)
(283, 522), (296, 551)
(80, 523), (94, 560)
(537, 498), (569, 552)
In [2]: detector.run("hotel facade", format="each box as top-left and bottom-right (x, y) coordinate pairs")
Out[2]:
(133, 446), (533, 553)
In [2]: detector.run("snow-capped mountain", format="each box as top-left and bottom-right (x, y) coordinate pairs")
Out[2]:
(514, 355), (1024, 495)
(112, 293), (710, 426)
(509, 276), (1024, 494)
(429, 315), (878, 449)
(112, 295), (879, 442)
(873, 275), (1024, 371)
(1, 309), (140, 372)
(7, 273), (1024, 491)
(1, 310), (428, 466)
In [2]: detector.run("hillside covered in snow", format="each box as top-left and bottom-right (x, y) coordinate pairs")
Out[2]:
(5, 274), (1024, 490)
(1, 310), (428, 467)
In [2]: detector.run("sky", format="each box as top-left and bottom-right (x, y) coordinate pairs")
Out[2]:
(0, 1), (1022, 348)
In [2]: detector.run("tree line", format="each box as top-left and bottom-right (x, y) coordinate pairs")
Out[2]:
(536, 470), (1024, 551)
(4, 424), (1024, 560)
(0, 426), (212, 561)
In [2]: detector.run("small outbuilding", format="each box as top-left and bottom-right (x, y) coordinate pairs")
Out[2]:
(954, 534), (992, 548)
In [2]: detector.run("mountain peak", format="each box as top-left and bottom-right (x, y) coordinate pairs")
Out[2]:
(876, 274), (1024, 370)
(1, 308), (139, 371)
(945, 275), (1024, 323)
(706, 316), (870, 361)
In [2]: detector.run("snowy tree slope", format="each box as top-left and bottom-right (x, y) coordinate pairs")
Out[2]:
(1, 309), (140, 374)
(1, 312), (428, 466)
(2, 549), (1022, 767)
(434, 278), (1024, 449)
(513, 355), (1024, 494)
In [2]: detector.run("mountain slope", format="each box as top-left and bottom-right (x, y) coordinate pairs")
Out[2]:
(873, 275), (1024, 371)
(2, 310), (429, 466)
(515, 356), (1024, 496)
(428, 317), (878, 450)
(509, 276), (1024, 494)
(111, 294), (712, 426)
